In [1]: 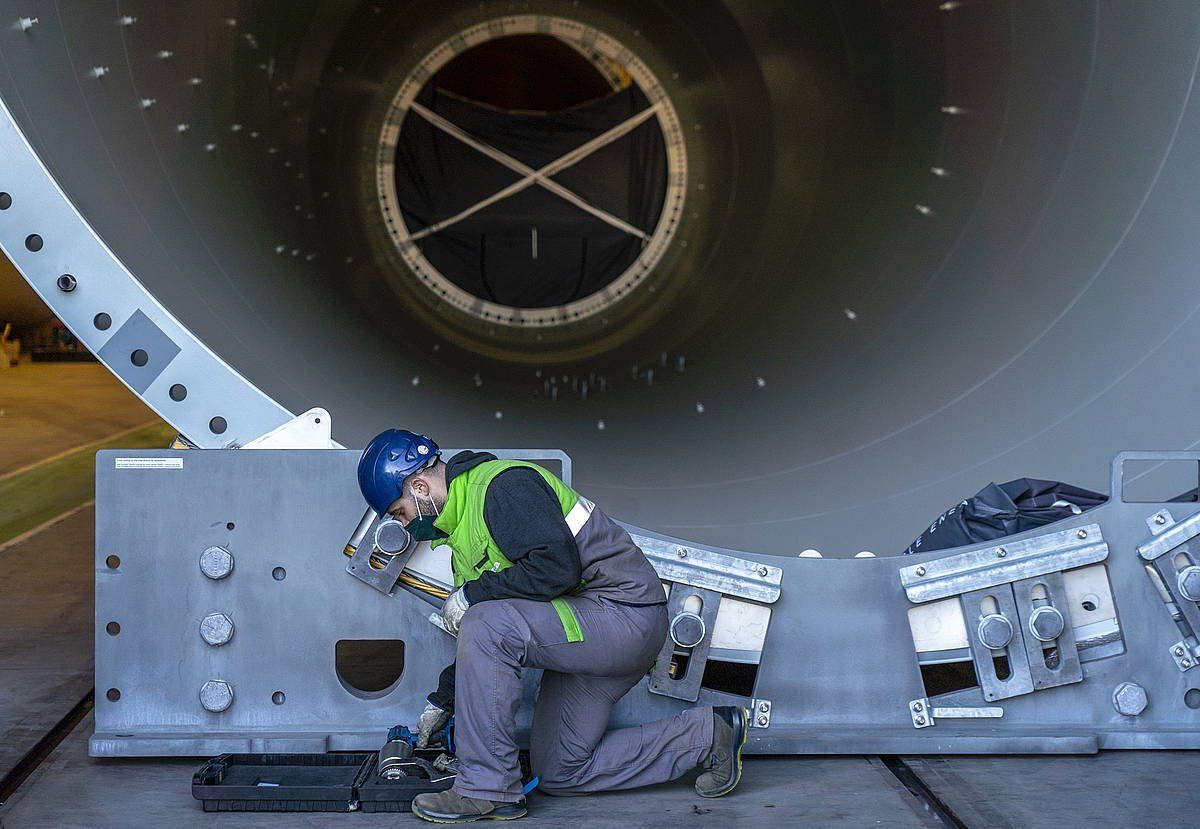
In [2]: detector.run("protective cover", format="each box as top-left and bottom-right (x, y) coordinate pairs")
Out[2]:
(903, 478), (1109, 556)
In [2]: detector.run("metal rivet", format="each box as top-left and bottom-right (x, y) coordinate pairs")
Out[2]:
(676, 547), (687, 558)
(912, 702), (923, 712)
(757, 715), (768, 726)
(996, 548), (1007, 557)
(1156, 514), (1167, 525)
(1184, 659), (1193, 668)
(915, 716), (926, 725)
(757, 565), (769, 577)
(759, 702), (770, 713)
(916, 566), (926, 576)
(1175, 646), (1186, 657)
(1077, 529), (1088, 539)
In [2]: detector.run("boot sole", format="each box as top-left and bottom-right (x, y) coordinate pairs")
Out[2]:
(412, 803), (528, 824)
(698, 707), (749, 798)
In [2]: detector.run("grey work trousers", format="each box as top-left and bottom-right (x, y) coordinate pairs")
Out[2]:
(451, 594), (714, 802)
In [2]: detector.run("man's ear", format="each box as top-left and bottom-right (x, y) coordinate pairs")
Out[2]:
(409, 476), (428, 498)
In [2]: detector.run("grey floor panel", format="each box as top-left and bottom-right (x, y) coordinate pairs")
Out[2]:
(904, 753), (1200, 829)
(0, 507), (95, 780)
(1, 714), (937, 828)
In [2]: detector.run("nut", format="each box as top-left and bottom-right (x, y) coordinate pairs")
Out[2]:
(1177, 566), (1200, 602)
(199, 612), (234, 646)
(978, 614), (1014, 650)
(1112, 681), (1148, 716)
(1028, 606), (1065, 642)
(200, 679), (234, 713)
(199, 546), (234, 580)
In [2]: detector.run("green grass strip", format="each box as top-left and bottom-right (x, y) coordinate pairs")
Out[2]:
(0, 421), (177, 546)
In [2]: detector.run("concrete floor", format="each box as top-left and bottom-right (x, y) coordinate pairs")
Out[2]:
(0, 362), (158, 477)
(0, 506), (93, 781)
(0, 717), (936, 829)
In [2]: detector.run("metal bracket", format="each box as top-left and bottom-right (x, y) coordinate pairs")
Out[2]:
(1169, 639), (1198, 672)
(750, 699), (772, 728)
(900, 524), (1107, 603)
(345, 522), (409, 595)
(633, 536), (782, 603)
(1147, 509), (1177, 536)
(909, 698), (1003, 729)
(1139, 509), (1200, 560)
(648, 584), (722, 702)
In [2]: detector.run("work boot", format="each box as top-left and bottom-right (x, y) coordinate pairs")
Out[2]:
(411, 789), (527, 823)
(694, 706), (749, 798)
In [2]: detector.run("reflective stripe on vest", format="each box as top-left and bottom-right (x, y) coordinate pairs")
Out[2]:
(565, 496), (594, 536)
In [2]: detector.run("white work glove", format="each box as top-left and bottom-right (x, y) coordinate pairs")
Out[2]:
(440, 587), (470, 636)
(416, 701), (451, 748)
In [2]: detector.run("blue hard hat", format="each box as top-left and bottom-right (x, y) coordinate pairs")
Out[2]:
(357, 429), (440, 515)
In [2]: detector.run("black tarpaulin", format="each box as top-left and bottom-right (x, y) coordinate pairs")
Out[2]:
(902, 478), (1108, 556)
(393, 85), (667, 309)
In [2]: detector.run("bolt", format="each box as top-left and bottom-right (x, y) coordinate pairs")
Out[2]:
(759, 702), (771, 713)
(912, 702), (923, 712)
(1177, 566), (1200, 602)
(1112, 681), (1148, 716)
(199, 612), (234, 646)
(978, 614), (1015, 650)
(90, 66), (109, 79)
(757, 715), (768, 726)
(1156, 513), (1167, 525)
(1175, 646), (1185, 657)
(996, 547), (1007, 557)
(199, 546), (234, 580)
(758, 565), (769, 577)
(676, 547), (688, 558)
(915, 716), (926, 725)
(1028, 606), (1065, 642)
(200, 680), (234, 713)
(1184, 659), (1193, 668)
(1077, 529), (1088, 539)
(916, 566), (926, 576)
(18, 16), (38, 31)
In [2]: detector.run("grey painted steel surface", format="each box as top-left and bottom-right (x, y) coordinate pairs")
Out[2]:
(94, 449), (1200, 756)
(3, 1), (1200, 557)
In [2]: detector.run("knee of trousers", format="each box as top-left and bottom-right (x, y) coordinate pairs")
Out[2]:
(457, 601), (522, 659)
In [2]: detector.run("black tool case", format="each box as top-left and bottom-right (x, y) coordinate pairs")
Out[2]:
(191, 750), (454, 812)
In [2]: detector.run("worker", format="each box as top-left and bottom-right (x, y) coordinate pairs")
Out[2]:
(358, 429), (748, 823)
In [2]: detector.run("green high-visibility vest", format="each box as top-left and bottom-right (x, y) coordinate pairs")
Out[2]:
(432, 459), (590, 642)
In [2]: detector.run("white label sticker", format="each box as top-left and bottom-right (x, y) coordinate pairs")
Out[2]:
(115, 457), (183, 470)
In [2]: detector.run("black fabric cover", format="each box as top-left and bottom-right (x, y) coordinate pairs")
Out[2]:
(393, 85), (667, 308)
(902, 478), (1108, 556)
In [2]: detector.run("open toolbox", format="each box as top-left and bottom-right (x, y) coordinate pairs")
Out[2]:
(191, 749), (454, 813)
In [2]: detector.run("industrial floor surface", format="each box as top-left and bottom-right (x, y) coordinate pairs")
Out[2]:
(0, 362), (159, 477)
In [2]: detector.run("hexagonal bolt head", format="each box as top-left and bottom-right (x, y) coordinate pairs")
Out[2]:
(199, 679), (234, 713)
(977, 614), (1014, 650)
(1112, 681), (1148, 716)
(199, 546), (234, 580)
(1177, 566), (1200, 602)
(1028, 606), (1065, 642)
(669, 612), (705, 649)
(199, 612), (235, 646)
